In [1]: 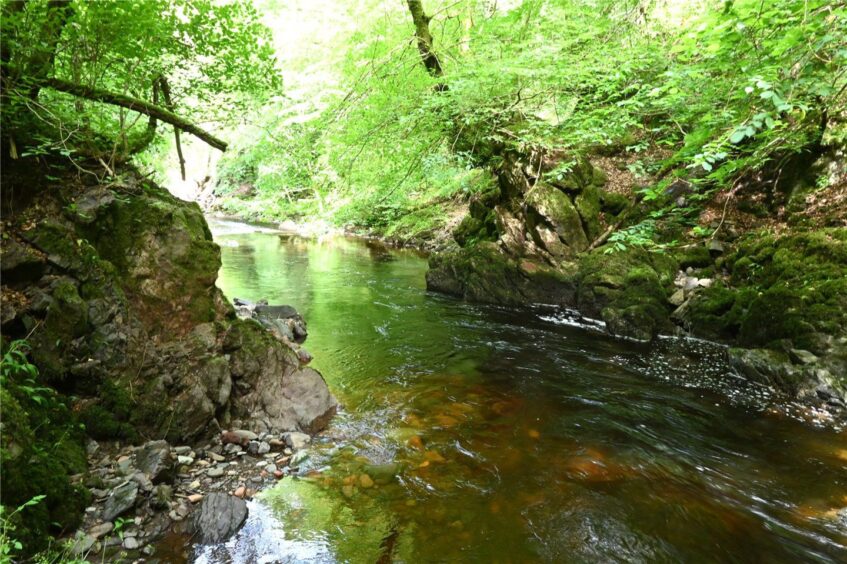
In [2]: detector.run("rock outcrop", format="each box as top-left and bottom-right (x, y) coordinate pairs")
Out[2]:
(0, 157), (337, 550)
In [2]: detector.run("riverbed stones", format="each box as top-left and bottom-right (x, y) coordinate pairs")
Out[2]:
(191, 493), (248, 545)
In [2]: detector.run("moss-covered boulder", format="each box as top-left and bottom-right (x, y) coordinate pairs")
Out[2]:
(426, 242), (578, 306)
(576, 247), (677, 341)
(526, 183), (588, 252)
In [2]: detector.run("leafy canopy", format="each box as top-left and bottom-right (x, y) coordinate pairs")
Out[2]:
(1, 0), (281, 159)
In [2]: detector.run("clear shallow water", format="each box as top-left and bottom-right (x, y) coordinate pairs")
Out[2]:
(202, 218), (847, 563)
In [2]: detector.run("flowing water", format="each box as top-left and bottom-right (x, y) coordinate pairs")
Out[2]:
(199, 218), (846, 563)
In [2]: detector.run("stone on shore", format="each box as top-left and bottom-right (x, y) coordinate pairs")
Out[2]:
(190, 493), (248, 544)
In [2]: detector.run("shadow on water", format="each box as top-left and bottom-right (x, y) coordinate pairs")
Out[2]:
(194, 218), (847, 563)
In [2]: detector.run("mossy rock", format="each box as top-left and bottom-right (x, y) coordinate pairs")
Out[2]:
(79, 380), (139, 441)
(675, 244), (713, 269)
(574, 184), (602, 241)
(453, 210), (498, 248)
(599, 192), (630, 216)
(526, 184), (587, 251)
(577, 246), (677, 339)
(686, 228), (847, 357)
(426, 243), (578, 306)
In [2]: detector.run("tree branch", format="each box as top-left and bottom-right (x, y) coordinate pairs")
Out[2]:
(42, 77), (228, 151)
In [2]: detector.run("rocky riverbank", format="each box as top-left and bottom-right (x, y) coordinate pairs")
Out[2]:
(67, 428), (316, 561)
(425, 145), (847, 410)
(0, 156), (337, 557)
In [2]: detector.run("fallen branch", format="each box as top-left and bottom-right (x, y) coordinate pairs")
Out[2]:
(43, 78), (228, 152)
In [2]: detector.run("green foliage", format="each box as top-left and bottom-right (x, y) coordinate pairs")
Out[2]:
(0, 341), (89, 557)
(1, 0), (280, 160)
(214, 0), (844, 242)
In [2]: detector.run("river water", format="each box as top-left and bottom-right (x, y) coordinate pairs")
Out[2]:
(201, 218), (846, 563)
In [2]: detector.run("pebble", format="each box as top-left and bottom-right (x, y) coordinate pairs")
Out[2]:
(234, 486), (246, 498)
(188, 494), (203, 504)
(123, 536), (141, 550)
(207, 466), (225, 477)
(264, 464), (277, 474)
(173, 446), (192, 455)
(177, 455), (194, 466)
(359, 474), (374, 489)
(208, 452), (226, 462)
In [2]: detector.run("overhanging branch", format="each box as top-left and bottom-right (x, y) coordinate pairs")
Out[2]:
(43, 78), (228, 152)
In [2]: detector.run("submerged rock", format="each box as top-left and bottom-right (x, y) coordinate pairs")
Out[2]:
(190, 493), (248, 544)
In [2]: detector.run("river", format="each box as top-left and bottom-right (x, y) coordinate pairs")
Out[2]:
(198, 218), (846, 563)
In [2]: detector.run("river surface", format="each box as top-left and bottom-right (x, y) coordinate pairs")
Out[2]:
(200, 218), (846, 563)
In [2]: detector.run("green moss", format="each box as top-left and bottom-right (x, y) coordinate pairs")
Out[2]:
(599, 192), (630, 216)
(1, 374), (89, 555)
(425, 243), (577, 306)
(686, 228), (847, 355)
(79, 381), (139, 441)
(574, 184), (602, 240)
(676, 245), (712, 269)
(576, 246), (677, 339)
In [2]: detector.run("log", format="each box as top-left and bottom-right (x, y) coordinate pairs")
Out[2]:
(43, 78), (228, 152)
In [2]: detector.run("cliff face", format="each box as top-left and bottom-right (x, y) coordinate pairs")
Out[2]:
(0, 157), (336, 549)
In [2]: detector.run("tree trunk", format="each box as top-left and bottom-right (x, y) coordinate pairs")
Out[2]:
(43, 78), (228, 151)
(406, 1), (443, 78)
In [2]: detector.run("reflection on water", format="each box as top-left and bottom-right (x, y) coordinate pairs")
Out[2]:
(200, 218), (847, 563)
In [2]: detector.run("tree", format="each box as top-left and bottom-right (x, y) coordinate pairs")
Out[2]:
(0, 0), (281, 165)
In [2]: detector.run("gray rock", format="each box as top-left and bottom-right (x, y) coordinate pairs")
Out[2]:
(668, 289), (686, 307)
(134, 440), (173, 484)
(190, 493), (248, 545)
(789, 349), (818, 365)
(177, 455), (194, 466)
(130, 472), (153, 492)
(231, 429), (259, 442)
(173, 446), (192, 455)
(223, 443), (242, 455)
(207, 465), (226, 478)
(102, 481), (138, 522)
(208, 452), (226, 462)
(708, 239), (725, 255)
(284, 432), (311, 450)
(116, 456), (133, 475)
(123, 536), (141, 550)
(88, 522), (113, 539)
(86, 440), (100, 458)
(71, 533), (97, 556)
